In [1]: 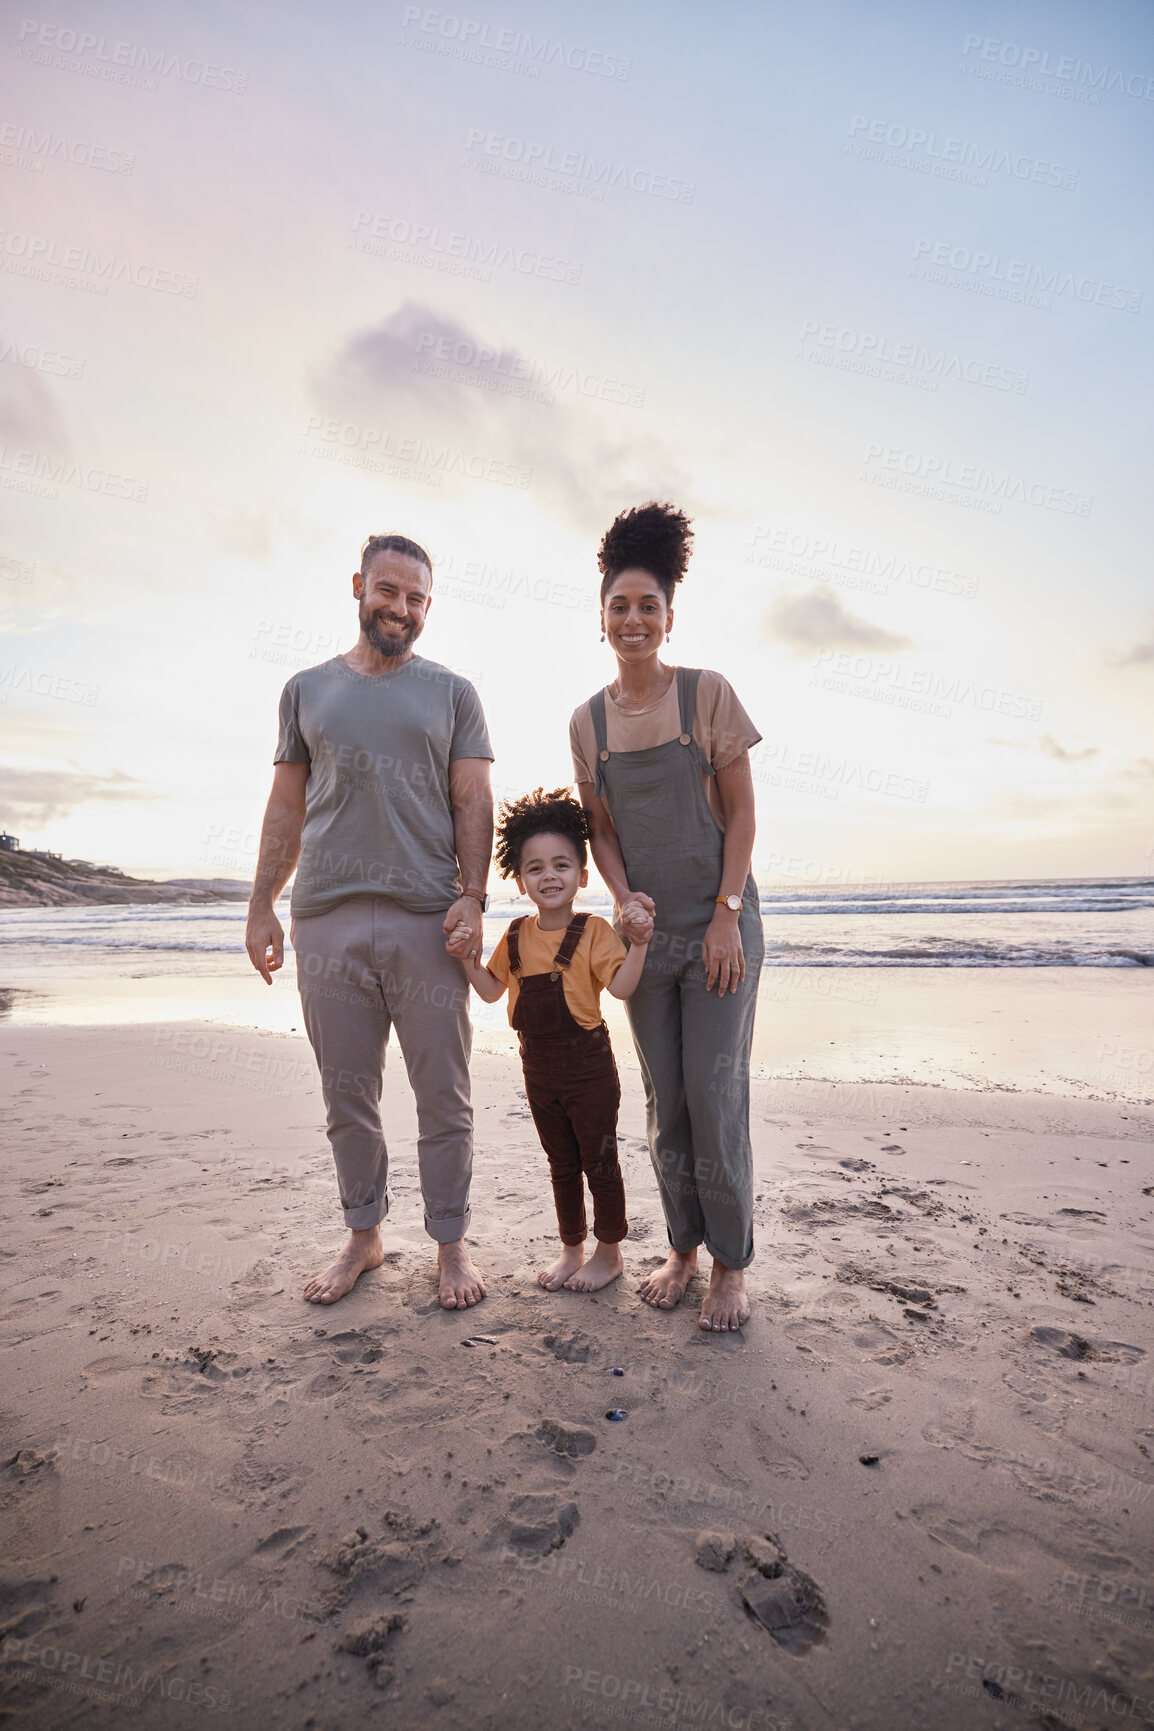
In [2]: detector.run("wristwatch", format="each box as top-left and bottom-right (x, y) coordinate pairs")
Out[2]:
(715, 894), (742, 912)
(463, 888), (490, 912)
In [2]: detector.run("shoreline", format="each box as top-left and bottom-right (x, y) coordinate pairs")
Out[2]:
(2, 964), (1150, 1108)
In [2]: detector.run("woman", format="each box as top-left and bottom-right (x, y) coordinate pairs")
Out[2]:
(570, 502), (763, 1331)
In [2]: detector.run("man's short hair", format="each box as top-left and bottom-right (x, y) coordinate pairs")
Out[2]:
(359, 533), (432, 576)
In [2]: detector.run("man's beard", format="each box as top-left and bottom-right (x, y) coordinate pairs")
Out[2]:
(360, 600), (422, 658)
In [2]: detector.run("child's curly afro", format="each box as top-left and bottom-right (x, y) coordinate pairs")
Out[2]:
(494, 786), (590, 880)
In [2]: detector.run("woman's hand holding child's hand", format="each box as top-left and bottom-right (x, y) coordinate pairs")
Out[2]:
(621, 898), (654, 944)
(625, 908), (654, 944)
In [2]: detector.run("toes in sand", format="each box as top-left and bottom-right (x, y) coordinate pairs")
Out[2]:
(438, 1239), (487, 1309)
(564, 1242), (624, 1292)
(638, 1248), (698, 1310)
(303, 1226), (385, 1305)
(538, 1244), (586, 1290)
(699, 1262), (750, 1331)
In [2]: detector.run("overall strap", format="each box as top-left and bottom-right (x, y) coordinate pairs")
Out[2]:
(675, 666), (715, 778)
(506, 917), (524, 978)
(552, 912), (590, 971)
(590, 690), (609, 797)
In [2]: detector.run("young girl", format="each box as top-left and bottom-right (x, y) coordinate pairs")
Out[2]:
(456, 787), (652, 1292)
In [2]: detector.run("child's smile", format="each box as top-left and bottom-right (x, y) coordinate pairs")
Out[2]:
(515, 830), (588, 926)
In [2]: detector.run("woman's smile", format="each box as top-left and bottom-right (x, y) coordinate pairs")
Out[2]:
(602, 568), (672, 662)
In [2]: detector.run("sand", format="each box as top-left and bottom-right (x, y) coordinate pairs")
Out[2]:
(2, 1019), (1152, 1731)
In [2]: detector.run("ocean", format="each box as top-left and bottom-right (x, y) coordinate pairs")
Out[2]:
(1, 877), (1151, 979)
(2, 880), (1150, 1100)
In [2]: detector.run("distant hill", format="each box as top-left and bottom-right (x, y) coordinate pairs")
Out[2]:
(0, 851), (251, 908)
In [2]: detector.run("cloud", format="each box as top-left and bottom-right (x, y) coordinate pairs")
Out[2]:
(1038, 734), (1099, 763)
(0, 367), (70, 453)
(208, 496), (324, 562)
(761, 588), (913, 655)
(986, 735), (1100, 762)
(0, 766), (156, 829)
(312, 302), (692, 534)
(1110, 636), (1154, 668)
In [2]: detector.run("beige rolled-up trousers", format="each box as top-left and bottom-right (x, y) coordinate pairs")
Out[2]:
(291, 895), (473, 1240)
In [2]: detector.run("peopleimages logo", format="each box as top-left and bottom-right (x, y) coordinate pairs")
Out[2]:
(0, 334), (85, 379)
(797, 320), (1027, 394)
(15, 18), (248, 91)
(747, 524), (978, 600)
(0, 230), (198, 297)
(862, 441), (1092, 516)
(399, 7), (631, 78)
(0, 121), (135, 174)
(961, 34), (1154, 101)
(412, 331), (644, 408)
(810, 651), (1043, 721)
(351, 210), (582, 285)
(464, 128), (695, 201)
(911, 236), (1141, 313)
(848, 115), (1078, 188)
(0, 1634), (232, 1710)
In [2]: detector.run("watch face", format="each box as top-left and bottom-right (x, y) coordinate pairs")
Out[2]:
(726, 894), (742, 911)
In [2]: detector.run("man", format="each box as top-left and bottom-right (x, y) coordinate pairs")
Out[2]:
(245, 533), (493, 1309)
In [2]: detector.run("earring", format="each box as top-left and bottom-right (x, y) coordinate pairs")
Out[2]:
(665, 629), (671, 641)
(600, 631), (606, 643)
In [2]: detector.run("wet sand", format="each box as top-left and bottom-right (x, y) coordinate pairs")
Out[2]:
(2, 1020), (1153, 1731)
(5, 965), (1151, 1108)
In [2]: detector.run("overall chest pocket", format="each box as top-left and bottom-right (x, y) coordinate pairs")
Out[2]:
(605, 759), (694, 850)
(513, 974), (570, 1036)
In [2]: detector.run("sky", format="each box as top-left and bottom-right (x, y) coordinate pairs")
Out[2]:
(1, 0), (1152, 888)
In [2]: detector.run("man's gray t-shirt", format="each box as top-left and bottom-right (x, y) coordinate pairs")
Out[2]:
(275, 656), (493, 917)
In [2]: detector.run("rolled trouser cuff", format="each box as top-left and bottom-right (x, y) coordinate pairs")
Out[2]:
(667, 1230), (704, 1256)
(423, 1205), (472, 1244)
(343, 1194), (389, 1232)
(702, 1233), (754, 1271)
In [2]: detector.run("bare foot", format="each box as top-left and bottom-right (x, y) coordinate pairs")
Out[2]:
(564, 1240), (624, 1293)
(438, 1238), (486, 1309)
(699, 1261), (750, 1331)
(303, 1226), (385, 1305)
(638, 1248), (698, 1310)
(538, 1243), (586, 1290)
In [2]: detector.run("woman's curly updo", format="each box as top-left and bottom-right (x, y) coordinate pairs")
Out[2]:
(494, 786), (590, 880)
(597, 500), (694, 605)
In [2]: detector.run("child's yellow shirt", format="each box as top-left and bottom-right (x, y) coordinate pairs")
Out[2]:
(486, 914), (626, 1029)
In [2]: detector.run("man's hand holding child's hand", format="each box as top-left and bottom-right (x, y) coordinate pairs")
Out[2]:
(446, 918), (479, 960)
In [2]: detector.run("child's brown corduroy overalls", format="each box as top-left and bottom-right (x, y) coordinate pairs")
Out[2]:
(508, 912), (628, 1247)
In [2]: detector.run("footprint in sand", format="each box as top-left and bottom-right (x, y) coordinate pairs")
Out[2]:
(335, 1610), (406, 1687)
(693, 1529), (829, 1656)
(536, 1419), (597, 1458)
(500, 1491), (579, 1557)
(542, 1329), (596, 1363)
(253, 1524), (313, 1559)
(80, 1355), (139, 1379)
(1030, 1327), (1145, 1364)
(314, 1525), (425, 1618)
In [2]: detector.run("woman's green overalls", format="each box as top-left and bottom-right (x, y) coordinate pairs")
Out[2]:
(591, 666), (762, 1268)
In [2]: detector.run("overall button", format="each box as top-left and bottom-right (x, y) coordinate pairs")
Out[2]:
(678, 732), (691, 746)
(599, 749), (610, 762)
